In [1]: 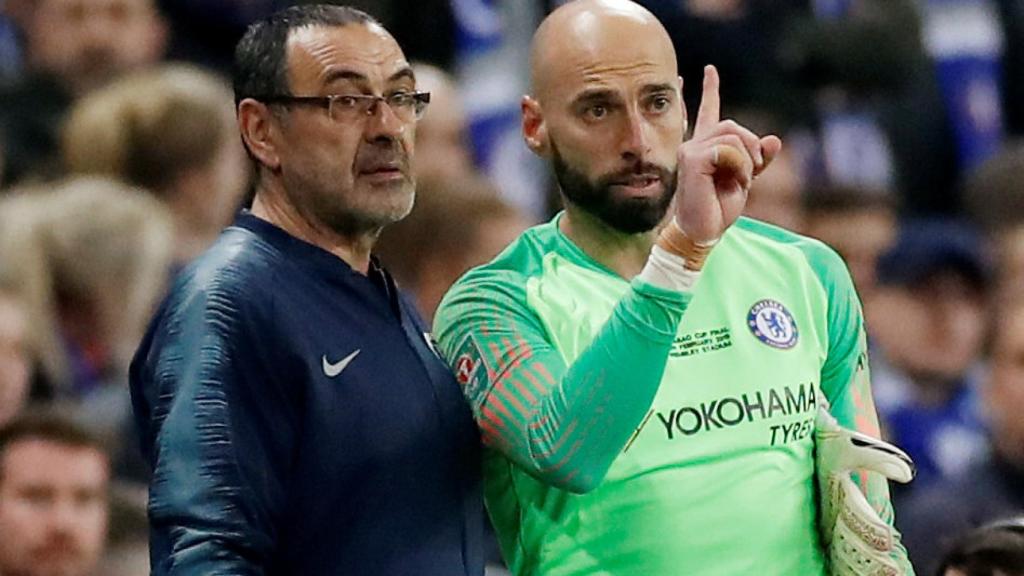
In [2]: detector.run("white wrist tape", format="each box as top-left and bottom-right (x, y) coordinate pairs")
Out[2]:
(638, 244), (702, 292)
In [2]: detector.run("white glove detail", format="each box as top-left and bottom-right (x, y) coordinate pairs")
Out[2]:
(815, 405), (915, 576)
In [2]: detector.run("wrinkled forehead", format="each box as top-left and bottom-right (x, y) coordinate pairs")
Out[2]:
(532, 9), (678, 102)
(0, 439), (109, 484)
(286, 23), (412, 93)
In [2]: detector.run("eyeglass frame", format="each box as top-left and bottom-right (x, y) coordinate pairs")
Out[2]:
(255, 91), (431, 122)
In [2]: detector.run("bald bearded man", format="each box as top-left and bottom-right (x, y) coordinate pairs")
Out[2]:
(433, 1), (914, 575)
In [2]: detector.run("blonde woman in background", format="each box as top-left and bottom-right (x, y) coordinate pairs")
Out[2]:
(0, 275), (30, 427)
(0, 177), (172, 414)
(63, 63), (248, 268)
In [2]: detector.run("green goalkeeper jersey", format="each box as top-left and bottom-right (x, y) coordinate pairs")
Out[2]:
(434, 215), (907, 576)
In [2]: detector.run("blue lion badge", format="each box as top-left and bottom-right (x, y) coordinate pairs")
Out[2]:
(747, 299), (798, 349)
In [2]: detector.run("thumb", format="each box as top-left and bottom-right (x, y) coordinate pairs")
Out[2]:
(842, 431), (915, 483)
(816, 406), (915, 483)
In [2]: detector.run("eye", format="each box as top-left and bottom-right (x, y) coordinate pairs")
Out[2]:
(648, 94), (673, 113)
(387, 92), (414, 108)
(334, 95), (360, 109)
(20, 487), (53, 506)
(585, 104), (608, 120)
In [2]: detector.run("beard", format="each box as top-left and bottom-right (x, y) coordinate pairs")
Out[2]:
(551, 142), (676, 234)
(284, 141), (415, 238)
(308, 177), (414, 237)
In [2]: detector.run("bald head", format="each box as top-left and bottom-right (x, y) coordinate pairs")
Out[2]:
(530, 0), (676, 101)
(520, 0), (686, 235)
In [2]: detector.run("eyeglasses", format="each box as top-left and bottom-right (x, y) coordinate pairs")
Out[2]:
(258, 91), (431, 123)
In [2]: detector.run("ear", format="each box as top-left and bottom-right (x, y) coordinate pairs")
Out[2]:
(238, 99), (282, 172)
(678, 75), (689, 137)
(521, 95), (549, 157)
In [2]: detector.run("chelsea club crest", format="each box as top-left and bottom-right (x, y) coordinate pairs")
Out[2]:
(747, 299), (799, 349)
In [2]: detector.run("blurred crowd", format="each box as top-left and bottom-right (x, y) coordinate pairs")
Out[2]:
(0, 0), (1021, 575)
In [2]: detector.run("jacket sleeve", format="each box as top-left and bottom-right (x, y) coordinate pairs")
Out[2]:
(130, 278), (299, 575)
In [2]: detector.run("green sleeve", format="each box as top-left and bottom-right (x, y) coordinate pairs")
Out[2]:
(434, 270), (690, 494)
(805, 244), (915, 574)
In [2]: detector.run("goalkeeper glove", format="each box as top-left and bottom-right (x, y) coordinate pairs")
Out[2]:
(815, 404), (915, 576)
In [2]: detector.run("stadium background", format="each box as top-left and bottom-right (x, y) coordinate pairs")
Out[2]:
(0, 0), (1021, 574)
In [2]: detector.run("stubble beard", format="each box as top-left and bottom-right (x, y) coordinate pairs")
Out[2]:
(288, 170), (415, 239)
(551, 141), (676, 235)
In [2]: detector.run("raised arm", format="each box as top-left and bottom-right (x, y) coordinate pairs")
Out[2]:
(434, 273), (689, 493)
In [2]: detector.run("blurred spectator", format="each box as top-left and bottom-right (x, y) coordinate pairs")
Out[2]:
(375, 173), (529, 323)
(1001, 0), (1024, 136)
(97, 482), (148, 576)
(0, 0), (167, 185)
(0, 280), (30, 427)
(894, 0), (1024, 215)
(99, 533), (148, 576)
(963, 141), (1024, 305)
(803, 185), (897, 297)
(963, 141), (1024, 235)
(0, 177), (173, 401)
(918, 0), (1007, 174)
(335, 0), (456, 69)
(0, 0), (39, 85)
(997, 225), (1024, 305)
(153, 0), (456, 77)
(0, 3), (19, 85)
(721, 108), (806, 232)
(646, 0), (933, 206)
(64, 63), (248, 267)
(642, 0), (797, 123)
(410, 62), (475, 189)
(933, 518), (1024, 576)
(0, 411), (110, 576)
(155, 0), (277, 74)
(743, 142), (805, 233)
(790, 0), (948, 213)
(25, 0), (165, 96)
(869, 219), (991, 490)
(452, 0), (547, 218)
(898, 296), (1024, 574)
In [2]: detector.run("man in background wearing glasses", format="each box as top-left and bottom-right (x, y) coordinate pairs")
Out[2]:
(128, 5), (485, 575)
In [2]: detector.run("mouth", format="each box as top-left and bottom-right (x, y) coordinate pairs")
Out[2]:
(357, 163), (406, 183)
(610, 174), (662, 195)
(33, 544), (79, 563)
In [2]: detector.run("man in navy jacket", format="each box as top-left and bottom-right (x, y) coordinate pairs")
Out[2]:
(129, 5), (484, 574)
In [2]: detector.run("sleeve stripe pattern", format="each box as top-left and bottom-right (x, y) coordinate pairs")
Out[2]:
(437, 274), (691, 493)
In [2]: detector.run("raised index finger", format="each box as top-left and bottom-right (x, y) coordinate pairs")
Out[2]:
(693, 64), (720, 139)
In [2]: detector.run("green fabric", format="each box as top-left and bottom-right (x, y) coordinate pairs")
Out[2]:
(434, 218), (691, 494)
(735, 218), (913, 574)
(434, 214), (910, 576)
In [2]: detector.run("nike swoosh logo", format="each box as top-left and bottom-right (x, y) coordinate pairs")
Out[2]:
(423, 332), (440, 358)
(322, 349), (361, 378)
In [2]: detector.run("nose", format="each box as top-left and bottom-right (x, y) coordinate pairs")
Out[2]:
(620, 105), (651, 161)
(362, 98), (406, 143)
(46, 497), (79, 534)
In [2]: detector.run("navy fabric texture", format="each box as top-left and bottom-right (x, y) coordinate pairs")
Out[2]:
(130, 212), (484, 575)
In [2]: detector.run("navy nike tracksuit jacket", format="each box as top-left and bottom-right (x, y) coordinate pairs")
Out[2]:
(130, 213), (484, 575)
